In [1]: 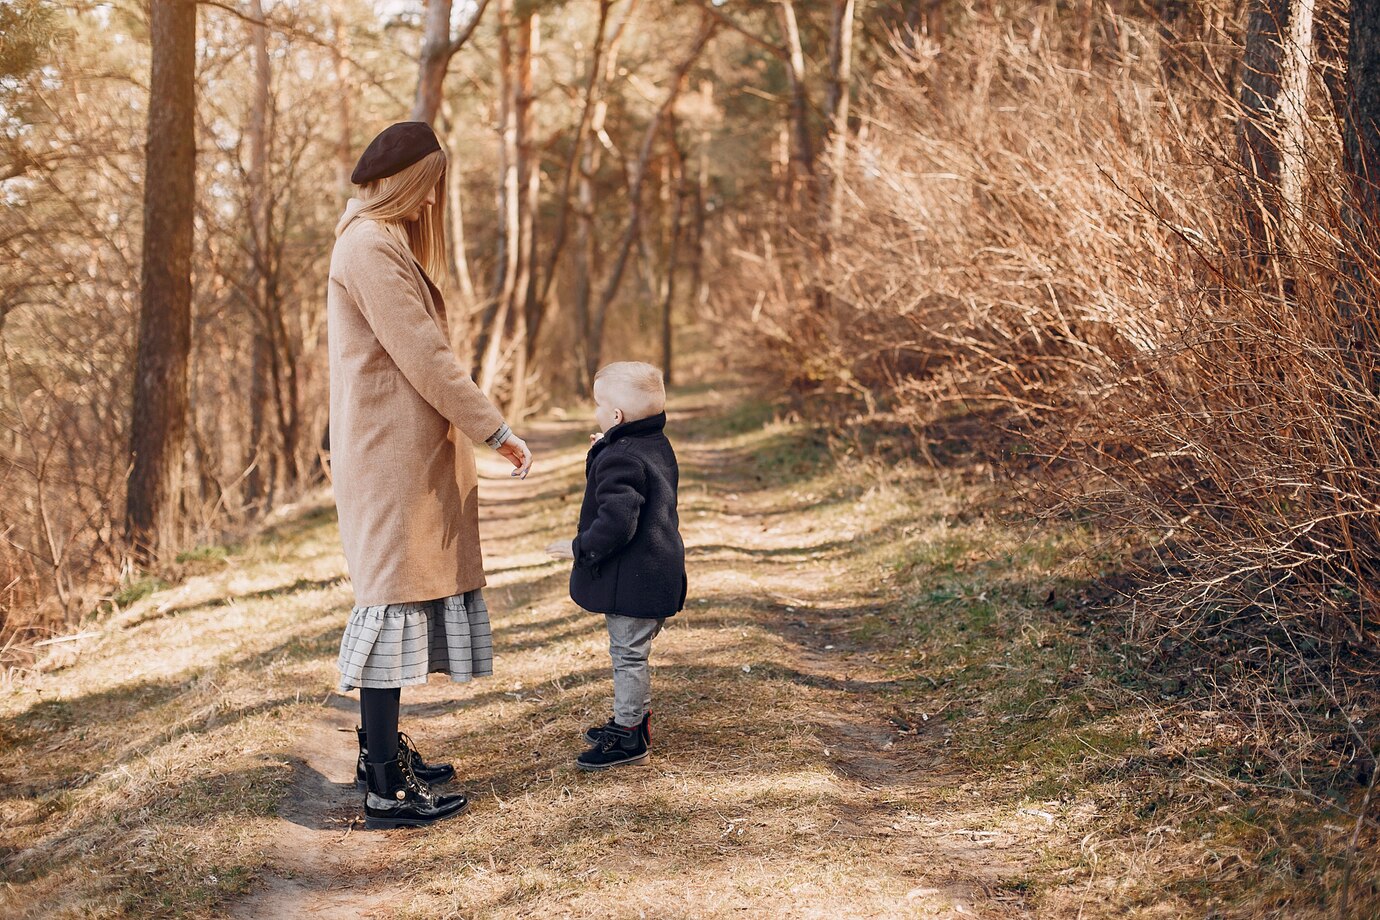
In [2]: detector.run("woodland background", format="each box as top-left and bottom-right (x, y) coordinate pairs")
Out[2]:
(2, 0), (1380, 903)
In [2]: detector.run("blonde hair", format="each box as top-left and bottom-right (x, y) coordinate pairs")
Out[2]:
(337, 149), (449, 282)
(594, 361), (666, 421)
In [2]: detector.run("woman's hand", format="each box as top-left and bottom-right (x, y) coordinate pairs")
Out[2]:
(545, 539), (574, 560)
(498, 433), (533, 479)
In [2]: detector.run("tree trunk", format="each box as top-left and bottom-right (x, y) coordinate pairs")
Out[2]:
(690, 93), (711, 315)
(478, 1), (530, 397)
(411, 0), (493, 124)
(777, 0), (814, 209)
(586, 15), (716, 384)
(1329, 0), (1380, 808)
(1236, 0), (1316, 264)
(1338, 0), (1380, 368)
(535, 0), (615, 312)
(440, 96), (477, 309)
(126, 0), (197, 560)
(573, 1), (637, 389)
(245, 0), (273, 510)
(509, 12), (539, 417)
(414, 0), (455, 124)
(661, 124), (686, 386)
(822, 0), (856, 229)
(329, 2), (353, 207)
(268, 303), (301, 490)
(1344, 0), (1380, 227)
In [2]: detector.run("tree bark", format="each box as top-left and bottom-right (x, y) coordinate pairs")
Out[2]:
(440, 96), (477, 308)
(1329, 0), (1380, 797)
(535, 0), (615, 312)
(660, 122), (686, 386)
(822, 0), (856, 229)
(777, 0), (814, 209)
(477, 1), (531, 397)
(690, 86), (711, 315)
(329, 1), (353, 207)
(126, 0), (197, 559)
(509, 12), (539, 416)
(245, 0), (273, 510)
(412, 0), (494, 124)
(574, 0), (638, 388)
(1344, 0), (1380, 226)
(1338, 0), (1380, 372)
(586, 15), (716, 383)
(1236, 0), (1315, 263)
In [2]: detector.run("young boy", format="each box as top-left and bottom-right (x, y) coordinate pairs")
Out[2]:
(547, 361), (686, 770)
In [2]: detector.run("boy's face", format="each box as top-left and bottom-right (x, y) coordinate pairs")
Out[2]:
(593, 378), (624, 433)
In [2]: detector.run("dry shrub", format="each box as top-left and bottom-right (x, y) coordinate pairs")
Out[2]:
(718, 3), (1379, 783)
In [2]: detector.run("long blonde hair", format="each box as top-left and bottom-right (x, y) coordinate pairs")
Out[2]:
(337, 149), (449, 282)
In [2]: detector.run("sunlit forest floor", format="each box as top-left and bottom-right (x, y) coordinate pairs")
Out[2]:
(2, 356), (1370, 919)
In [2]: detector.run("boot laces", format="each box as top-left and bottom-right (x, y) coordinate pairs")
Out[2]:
(398, 730), (424, 770)
(396, 742), (433, 799)
(600, 727), (630, 752)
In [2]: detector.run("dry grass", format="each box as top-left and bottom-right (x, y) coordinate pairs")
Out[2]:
(714, 0), (1380, 879)
(2, 352), (1374, 917)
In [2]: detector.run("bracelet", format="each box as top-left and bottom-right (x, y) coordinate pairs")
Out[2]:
(485, 423), (512, 450)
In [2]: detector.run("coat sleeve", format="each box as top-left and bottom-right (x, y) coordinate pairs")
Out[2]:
(572, 451), (646, 570)
(343, 233), (506, 444)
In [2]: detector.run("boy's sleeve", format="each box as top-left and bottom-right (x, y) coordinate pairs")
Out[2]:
(343, 235), (506, 444)
(572, 451), (646, 570)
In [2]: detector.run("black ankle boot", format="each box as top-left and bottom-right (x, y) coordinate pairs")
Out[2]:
(356, 728), (457, 790)
(583, 711), (651, 748)
(363, 751), (469, 830)
(576, 721), (650, 771)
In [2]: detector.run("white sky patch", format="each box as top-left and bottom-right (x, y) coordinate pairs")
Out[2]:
(374, 0), (483, 27)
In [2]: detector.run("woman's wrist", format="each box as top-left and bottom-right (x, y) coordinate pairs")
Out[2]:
(485, 423), (512, 450)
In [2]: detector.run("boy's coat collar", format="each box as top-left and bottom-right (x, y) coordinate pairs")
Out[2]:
(591, 411), (667, 455)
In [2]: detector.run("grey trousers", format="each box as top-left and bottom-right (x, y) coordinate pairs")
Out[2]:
(606, 614), (664, 727)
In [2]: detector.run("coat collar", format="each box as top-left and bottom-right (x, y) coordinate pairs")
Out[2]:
(338, 197), (447, 319)
(590, 411), (666, 456)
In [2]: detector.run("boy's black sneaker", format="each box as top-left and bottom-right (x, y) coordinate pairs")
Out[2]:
(583, 711), (651, 747)
(576, 722), (650, 771)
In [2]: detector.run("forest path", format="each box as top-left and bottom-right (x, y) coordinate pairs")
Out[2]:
(221, 379), (1039, 918)
(6, 376), (1080, 919)
(225, 705), (396, 920)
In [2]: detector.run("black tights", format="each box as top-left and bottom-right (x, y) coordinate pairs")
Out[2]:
(360, 687), (401, 765)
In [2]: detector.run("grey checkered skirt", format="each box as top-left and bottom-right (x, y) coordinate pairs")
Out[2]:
(336, 589), (494, 692)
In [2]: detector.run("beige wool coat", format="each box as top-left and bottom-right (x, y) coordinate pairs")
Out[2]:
(327, 198), (506, 607)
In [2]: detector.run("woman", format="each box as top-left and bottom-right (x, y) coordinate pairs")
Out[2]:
(327, 122), (532, 829)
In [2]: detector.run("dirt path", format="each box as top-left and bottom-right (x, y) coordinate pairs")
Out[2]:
(215, 383), (1038, 919)
(6, 377), (1366, 918)
(227, 704), (398, 920)
(7, 381), (1073, 919)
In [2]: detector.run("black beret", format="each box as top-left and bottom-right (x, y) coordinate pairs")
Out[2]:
(351, 122), (443, 185)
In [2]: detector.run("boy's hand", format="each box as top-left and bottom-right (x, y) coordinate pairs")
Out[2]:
(545, 539), (574, 560)
(589, 431), (604, 446)
(498, 433), (533, 479)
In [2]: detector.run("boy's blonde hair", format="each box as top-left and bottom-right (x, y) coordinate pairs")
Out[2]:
(595, 361), (666, 421)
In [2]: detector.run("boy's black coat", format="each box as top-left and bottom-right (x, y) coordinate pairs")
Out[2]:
(570, 412), (686, 618)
